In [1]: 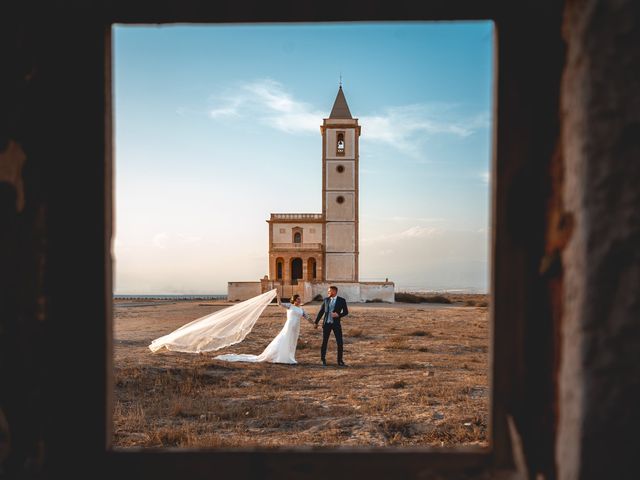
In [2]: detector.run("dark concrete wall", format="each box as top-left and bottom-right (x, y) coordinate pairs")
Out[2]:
(558, 1), (640, 479)
(1, 1), (639, 479)
(0, 17), (112, 478)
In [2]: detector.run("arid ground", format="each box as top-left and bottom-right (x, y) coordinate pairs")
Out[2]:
(113, 295), (489, 448)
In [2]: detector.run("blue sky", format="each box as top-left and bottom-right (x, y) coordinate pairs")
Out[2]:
(113, 22), (494, 294)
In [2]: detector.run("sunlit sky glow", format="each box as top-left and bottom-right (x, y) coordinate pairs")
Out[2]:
(113, 22), (494, 294)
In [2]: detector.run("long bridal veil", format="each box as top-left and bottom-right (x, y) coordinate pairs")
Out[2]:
(149, 289), (277, 354)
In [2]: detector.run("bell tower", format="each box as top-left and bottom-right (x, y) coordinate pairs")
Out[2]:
(321, 86), (361, 282)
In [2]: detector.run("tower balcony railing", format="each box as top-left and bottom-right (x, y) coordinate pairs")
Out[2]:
(271, 242), (323, 251)
(269, 213), (324, 221)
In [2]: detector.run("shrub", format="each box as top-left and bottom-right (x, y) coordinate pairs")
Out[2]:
(394, 292), (424, 303)
(422, 295), (451, 304)
(394, 292), (452, 304)
(464, 299), (489, 307)
(385, 337), (409, 350)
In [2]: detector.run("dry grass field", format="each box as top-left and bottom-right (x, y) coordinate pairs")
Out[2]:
(113, 295), (489, 448)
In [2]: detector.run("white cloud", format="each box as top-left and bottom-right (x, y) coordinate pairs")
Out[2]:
(362, 226), (444, 245)
(152, 232), (169, 249)
(207, 79), (490, 151)
(361, 104), (489, 157)
(152, 232), (202, 249)
(208, 78), (323, 134)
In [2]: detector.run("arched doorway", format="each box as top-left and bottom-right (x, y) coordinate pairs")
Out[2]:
(275, 258), (284, 280)
(291, 258), (303, 284)
(307, 257), (317, 280)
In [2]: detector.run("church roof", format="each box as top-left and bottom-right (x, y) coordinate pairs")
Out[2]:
(329, 86), (353, 119)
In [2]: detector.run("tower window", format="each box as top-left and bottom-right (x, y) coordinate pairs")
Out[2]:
(336, 165), (345, 173)
(336, 195), (345, 204)
(336, 132), (345, 155)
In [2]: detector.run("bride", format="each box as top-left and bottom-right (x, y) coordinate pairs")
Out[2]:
(215, 293), (311, 364)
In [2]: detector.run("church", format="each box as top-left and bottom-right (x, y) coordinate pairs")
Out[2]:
(228, 86), (395, 303)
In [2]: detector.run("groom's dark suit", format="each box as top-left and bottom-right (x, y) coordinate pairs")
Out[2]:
(315, 295), (349, 364)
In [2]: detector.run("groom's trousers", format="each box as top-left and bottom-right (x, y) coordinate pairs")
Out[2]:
(321, 321), (343, 363)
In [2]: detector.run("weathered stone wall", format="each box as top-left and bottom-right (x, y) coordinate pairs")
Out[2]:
(325, 160), (355, 190)
(558, 1), (640, 478)
(325, 191), (355, 221)
(272, 223), (322, 243)
(325, 253), (356, 281)
(325, 223), (356, 252)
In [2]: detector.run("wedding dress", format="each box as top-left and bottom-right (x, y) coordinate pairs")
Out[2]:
(215, 302), (309, 364)
(149, 289), (277, 354)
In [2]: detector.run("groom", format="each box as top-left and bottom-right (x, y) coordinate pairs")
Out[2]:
(315, 285), (349, 367)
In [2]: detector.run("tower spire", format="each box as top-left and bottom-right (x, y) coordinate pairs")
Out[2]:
(329, 84), (352, 119)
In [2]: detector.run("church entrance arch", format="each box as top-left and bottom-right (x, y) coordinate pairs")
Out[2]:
(291, 258), (303, 284)
(275, 257), (284, 280)
(307, 257), (317, 280)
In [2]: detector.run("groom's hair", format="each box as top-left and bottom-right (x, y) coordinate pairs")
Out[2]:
(329, 285), (338, 293)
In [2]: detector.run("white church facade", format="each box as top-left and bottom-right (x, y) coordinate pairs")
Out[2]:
(228, 87), (395, 303)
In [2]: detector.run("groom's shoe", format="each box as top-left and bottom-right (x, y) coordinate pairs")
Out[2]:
(321, 359), (327, 367)
(338, 361), (347, 367)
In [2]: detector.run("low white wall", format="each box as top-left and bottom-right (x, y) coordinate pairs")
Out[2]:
(309, 282), (395, 303)
(360, 282), (395, 303)
(227, 282), (262, 302)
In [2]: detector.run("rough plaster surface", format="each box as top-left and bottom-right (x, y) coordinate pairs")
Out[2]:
(326, 160), (355, 190)
(559, 1), (640, 478)
(325, 192), (355, 221)
(326, 223), (355, 252)
(326, 253), (355, 281)
(272, 223), (322, 243)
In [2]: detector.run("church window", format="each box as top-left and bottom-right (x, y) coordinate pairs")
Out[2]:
(336, 132), (345, 155)
(292, 227), (303, 244)
(336, 165), (345, 173)
(336, 195), (345, 204)
(275, 258), (284, 280)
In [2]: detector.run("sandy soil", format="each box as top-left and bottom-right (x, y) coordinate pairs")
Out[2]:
(113, 297), (489, 448)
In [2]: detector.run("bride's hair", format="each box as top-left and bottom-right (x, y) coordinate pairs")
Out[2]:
(291, 294), (300, 303)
